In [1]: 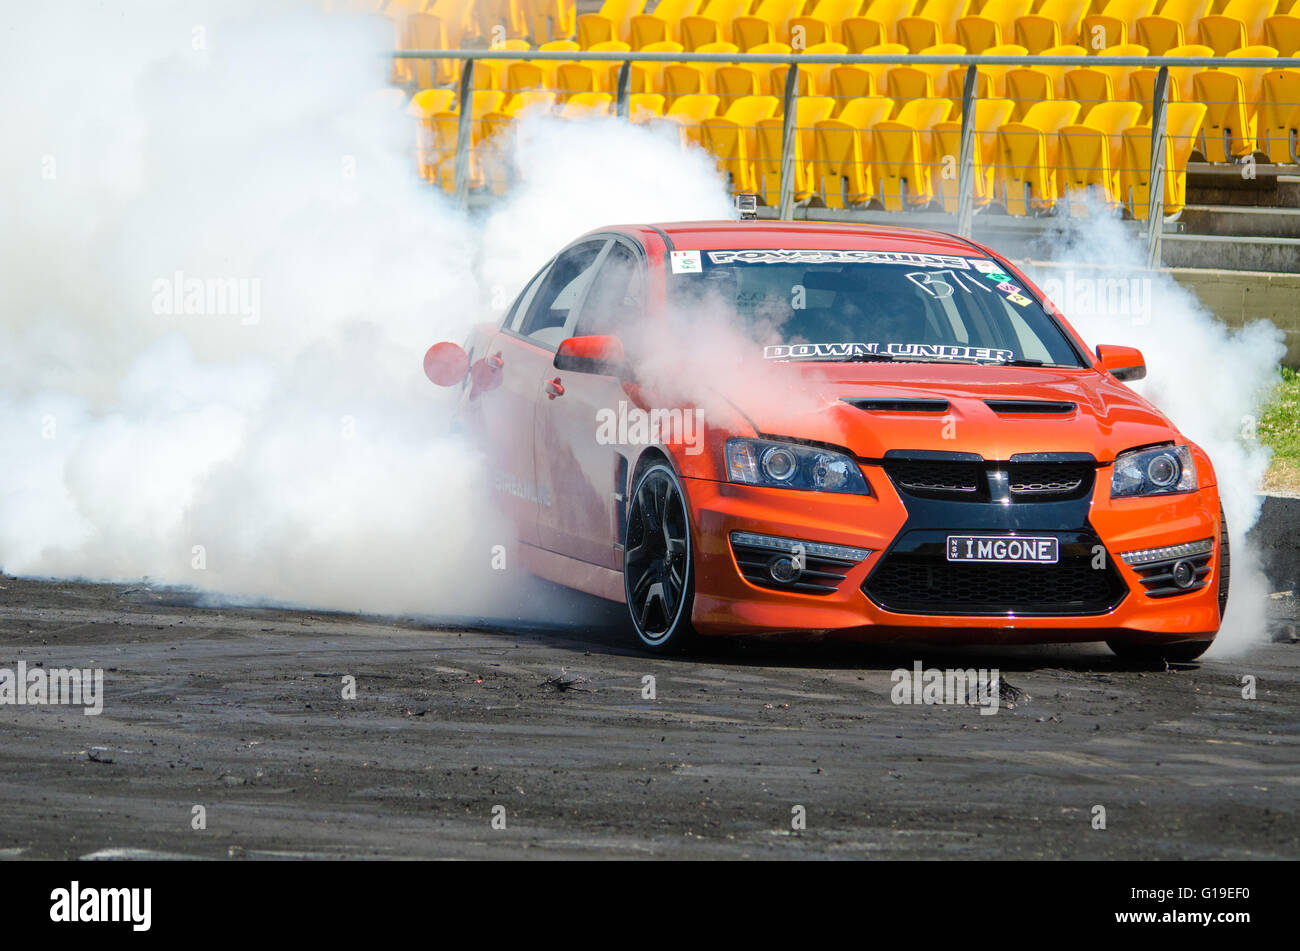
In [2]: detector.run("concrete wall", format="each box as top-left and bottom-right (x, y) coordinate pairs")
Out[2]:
(1171, 269), (1300, 368)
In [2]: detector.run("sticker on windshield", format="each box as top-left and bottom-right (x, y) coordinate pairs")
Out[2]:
(995, 281), (1022, 293)
(670, 250), (702, 274)
(972, 260), (1000, 273)
(706, 249), (971, 268)
(1005, 293), (1032, 307)
(984, 271), (1012, 283)
(765, 342), (1013, 362)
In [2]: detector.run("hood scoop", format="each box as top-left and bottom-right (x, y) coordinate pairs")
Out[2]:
(984, 399), (1076, 415)
(843, 397), (950, 414)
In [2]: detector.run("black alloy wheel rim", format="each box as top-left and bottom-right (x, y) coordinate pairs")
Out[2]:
(624, 468), (689, 643)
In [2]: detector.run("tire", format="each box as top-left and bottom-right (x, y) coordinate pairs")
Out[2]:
(1106, 638), (1212, 663)
(1218, 503), (1231, 620)
(623, 462), (698, 653)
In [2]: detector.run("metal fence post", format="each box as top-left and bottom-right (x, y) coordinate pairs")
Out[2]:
(1146, 65), (1168, 270)
(615, 60), (631, 119)
(453, 58), (476, 206)
(956, 63), (978, 238)
(778, 63), (800, 220)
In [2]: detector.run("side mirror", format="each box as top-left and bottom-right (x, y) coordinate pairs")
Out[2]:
(1095, 344), (1146, 382)
(554, 335), (626, 376)
(423, 341), (469, 386)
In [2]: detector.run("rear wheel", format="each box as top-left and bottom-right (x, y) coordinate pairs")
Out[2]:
(623, 463), (698, 653)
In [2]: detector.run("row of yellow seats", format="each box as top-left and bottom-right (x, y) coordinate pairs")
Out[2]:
(407, 85), (1208, 218)
(670, 94), (1206, 217)
(569, 0), (1300, 55)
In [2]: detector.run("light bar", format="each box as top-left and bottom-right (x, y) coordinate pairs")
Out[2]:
(1120, 538), (1214, 567)
(730, 531), (872, 563)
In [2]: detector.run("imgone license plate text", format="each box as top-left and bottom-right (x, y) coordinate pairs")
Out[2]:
(947, 535), (1059, 564)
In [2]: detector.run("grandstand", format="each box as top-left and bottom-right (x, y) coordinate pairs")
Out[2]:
(354, 0), (1297, 359)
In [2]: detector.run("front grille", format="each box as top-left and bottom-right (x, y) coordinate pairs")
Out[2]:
(887, 461), (983, 496)
(731, 542), (856, 596)
(864, 536), (1127, 615)
(884, 457), (1095, 502)
(1007, 462), (1093, 496)
(1131, 551), (1213, 598)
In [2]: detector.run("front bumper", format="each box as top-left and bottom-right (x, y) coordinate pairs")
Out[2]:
(684, 466), (1223, 645)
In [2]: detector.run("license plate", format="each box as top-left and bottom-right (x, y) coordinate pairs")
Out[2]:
(946, 535), (1059, 564)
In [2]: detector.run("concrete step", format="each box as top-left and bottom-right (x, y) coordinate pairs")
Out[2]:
(1178, 203), (1300, 239)
(1160, 233), (1300, 272)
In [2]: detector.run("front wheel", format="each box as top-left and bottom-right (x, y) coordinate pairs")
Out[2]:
(623, 462), (698, 653)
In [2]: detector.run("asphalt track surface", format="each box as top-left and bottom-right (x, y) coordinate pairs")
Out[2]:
(0, 574), (1296, 860)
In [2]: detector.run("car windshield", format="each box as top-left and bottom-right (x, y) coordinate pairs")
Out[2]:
(668, 248), (1086, 367)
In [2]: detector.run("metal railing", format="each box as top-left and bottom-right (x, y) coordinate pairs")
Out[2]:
(394, 48), (1300, 266)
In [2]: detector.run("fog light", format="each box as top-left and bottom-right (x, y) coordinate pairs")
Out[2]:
(769, 556), (799, 582)
(1171, 559), (1196, 588)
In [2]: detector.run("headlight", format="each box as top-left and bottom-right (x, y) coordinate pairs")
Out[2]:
(1111, 445), (1197, 498)
(726, 438), (871, 494)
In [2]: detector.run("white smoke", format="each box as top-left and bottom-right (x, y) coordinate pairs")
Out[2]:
(0, 0), (731, 618)
(1024, 209), (1286, 657)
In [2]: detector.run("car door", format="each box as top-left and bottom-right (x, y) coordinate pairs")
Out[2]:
(535, 236), (647, 569)
(482, 238), (608, 549)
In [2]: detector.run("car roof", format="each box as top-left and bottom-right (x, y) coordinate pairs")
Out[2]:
(625, 220), (988, 256)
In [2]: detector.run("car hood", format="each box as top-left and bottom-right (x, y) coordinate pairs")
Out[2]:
(715, 362), (1179, 464)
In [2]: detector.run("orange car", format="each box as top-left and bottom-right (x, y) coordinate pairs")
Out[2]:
(425, 221), (1229, 659)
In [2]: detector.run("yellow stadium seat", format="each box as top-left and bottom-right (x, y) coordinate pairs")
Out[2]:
(813, 96), (895, 206)
(528, 0), (577, 43)
(1193, 47), (1277, 160)
(430, 90), (507, 193)
(626, 41), (684, 94)
(885, 64), (938, 100)
(994, 99), (1081, 214)
(1004, 66), (1055, 121)
(734, 0), (806, 50)
(1097, 43), (1149, 100)
(1259, 66), (1300, 160)
(700, 95), (783, 191)
(562, 92), (615, 118)
(898, 0), (973, 51)
(480, 90), (558, 194)
(681, 0), (751, 48)
(1163, 43), (1215, 100)
(896, 96), (956, 128)
(1265, 2), (1300, 53)
(666, 92), (723, 146)
(1129, 67), (1180, 122)
(931, 97), (1015, 211)
(714, 64), (764, 110)
(947, 44), (1028, 104)
(829, 65), (879, 112)
(1199, 0), (1278, 53)
(1136, 0), (1212, 53)
(629, 0), (702, 47)
(664, 63), (711, 106)
(851, 42), (913, 92)
(1122, 101), (1207, 216)
(1057, 101), (1142, 210)
(791, 0), (865, 47)
(1015, 0), (1092, 53)
(872, 99), (953, 209)
(1041, 44), (1089, 97)
(408, 88), (456, 182)
(755, 96), (837, 204)
(796, 42), (851, 96)
(919, 43), (968, 97)
(398, 12), (462, 87)
(628, 92), (667, 121)
(576, 0), (647, 48)
(957, 0), (1033, 52)
(843, 0), (919, 51)
(554, 41), (631, 98)
(1081, 0), (1157, 50)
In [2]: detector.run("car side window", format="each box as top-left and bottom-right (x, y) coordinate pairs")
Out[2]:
(574, 242), (644, 338)
(518, 240), (607, 347)
(504, 264), (552, 333)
